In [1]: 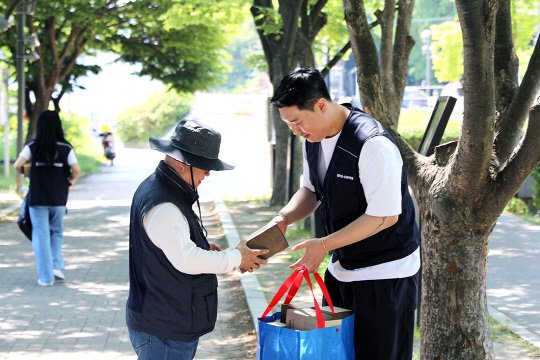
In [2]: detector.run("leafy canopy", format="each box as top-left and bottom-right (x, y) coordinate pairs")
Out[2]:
(430, 0), (540, 83)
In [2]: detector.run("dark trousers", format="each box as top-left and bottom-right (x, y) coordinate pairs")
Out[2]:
(323, 270), (418, 360)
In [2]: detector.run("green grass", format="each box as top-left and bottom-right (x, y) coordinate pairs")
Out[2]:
(224, 194), (272, 206)
(504, 198), (540, 225)
(489, 316), (540, 355)
(398, 109), (462, 150)
(0, 164), (27, 194)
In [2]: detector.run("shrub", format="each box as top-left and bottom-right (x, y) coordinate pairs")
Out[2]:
(61, 112), (103, 173)
(115, 90), (194, 146)
(531, 164), (540, 209)
(504, 197), (529, 215)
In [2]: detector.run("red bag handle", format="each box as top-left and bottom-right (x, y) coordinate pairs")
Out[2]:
(284, 269), (304, 304)
(260, 266), (303, 320)
(260, 266), (336, 328)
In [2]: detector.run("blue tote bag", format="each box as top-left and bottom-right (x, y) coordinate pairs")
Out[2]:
(256, 266), (355, 360)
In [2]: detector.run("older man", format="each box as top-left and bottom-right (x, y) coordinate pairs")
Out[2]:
(126, 119), (267, 359)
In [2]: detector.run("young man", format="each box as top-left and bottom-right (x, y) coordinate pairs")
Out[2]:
(270, 68), (419, 360)
(126, 119), (268, 360)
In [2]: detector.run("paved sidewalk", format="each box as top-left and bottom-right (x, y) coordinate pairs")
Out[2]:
(0, 148), (257, 360)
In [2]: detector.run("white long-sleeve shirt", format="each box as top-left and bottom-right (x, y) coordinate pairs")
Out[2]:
(143, 202), (241, 275)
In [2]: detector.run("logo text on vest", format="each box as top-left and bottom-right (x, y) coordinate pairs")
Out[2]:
(337, 174), (354, 180)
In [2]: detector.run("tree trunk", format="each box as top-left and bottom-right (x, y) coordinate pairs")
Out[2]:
(25, 87), (53, 143)
(418, 196), (496, 359)
(252, 0), (328, 205)
(342, 0), (540, 359)
(270, 98), (290, 204)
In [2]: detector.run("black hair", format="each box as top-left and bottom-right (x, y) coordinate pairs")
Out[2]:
(34, 110), (71, 162)
(270, 68), (331, 111)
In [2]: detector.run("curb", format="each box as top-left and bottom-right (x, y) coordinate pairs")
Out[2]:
(0, 202), (21, 220)
(213, 196), (269, 333)
(488, 305), (540, 349)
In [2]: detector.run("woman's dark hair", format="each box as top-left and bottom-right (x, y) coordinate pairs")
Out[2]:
(34, 110), (71, 162)
(270, 68), (331, 111)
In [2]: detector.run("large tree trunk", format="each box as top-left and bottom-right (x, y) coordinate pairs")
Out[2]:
(420, 224), (495, 358)
(413, 164), (498, 358)
(25, 89), (51, 143)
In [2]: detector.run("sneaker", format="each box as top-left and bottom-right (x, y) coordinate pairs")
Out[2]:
(37, 279), (54, 287)
(53, 269), (65, 282)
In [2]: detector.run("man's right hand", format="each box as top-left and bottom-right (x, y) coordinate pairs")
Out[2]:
(236, 240), (269, 273)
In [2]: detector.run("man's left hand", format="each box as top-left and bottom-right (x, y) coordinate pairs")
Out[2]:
(289, 238), (327, 274)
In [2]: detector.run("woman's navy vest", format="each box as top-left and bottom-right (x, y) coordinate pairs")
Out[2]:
(28, 140), (72, 206)
(305, 105), (418, 270)
(126, 161), (218, 342)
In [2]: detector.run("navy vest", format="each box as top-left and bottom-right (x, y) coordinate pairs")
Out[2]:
(126, 161), (218, 342)
(306, 105), (418, 270)
(28, 140), (72, 206)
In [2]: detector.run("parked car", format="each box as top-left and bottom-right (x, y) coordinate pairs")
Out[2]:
(402, 88), (429, 109)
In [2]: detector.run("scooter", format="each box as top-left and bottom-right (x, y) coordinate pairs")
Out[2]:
(99, 125), (116, 165)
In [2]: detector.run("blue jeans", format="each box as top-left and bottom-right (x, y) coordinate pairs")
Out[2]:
(128, 328), (198, 360)
(29, 206), (66, 283)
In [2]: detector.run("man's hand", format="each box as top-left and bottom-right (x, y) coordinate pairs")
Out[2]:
(236, 240), (269, 273)
(289, 238), (327, 274)
(209, 243), (222, 251)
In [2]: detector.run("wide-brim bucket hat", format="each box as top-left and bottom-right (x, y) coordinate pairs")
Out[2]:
(149, 119), (234, 171)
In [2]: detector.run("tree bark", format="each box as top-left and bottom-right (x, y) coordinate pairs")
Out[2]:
(496, 39), (540, 169)
(448, 0), (497, 202)
(343, 0), (390, 125)
(420, 219), (495, 359)
(377, 1), (398, 123)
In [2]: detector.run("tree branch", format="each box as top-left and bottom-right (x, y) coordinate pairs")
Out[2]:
(448, 0), (498, 202)
(495, 38), (540, 168)
(392, 0), (415, 121)
(321, 41), (351, 77)
(58, 24), (82, 64)
(250, 4), (275, 79)
(45, 17), (59, 64)
(343, 0), (388, 122)
(377, 1), (397, 124)
(59, 32), (90, 81)
(496, 98), (540, 212)
(321, 19), (380, 78)
(309, 0), (327, 26)
(27, 14), (47, 98)
(278, 0), (304, 64)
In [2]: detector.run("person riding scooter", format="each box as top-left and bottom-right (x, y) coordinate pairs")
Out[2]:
(99, 125), (116, 165)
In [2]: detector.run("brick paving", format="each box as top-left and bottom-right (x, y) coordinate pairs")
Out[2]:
(0, 148), (257, 360)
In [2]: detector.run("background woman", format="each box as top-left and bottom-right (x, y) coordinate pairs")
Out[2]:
(14, 110), (81, 287)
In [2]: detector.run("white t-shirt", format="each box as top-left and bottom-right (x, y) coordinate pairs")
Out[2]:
(302, 124), (420, 282)
(143, 202), (241, 275)
(19, 144), (78, 165)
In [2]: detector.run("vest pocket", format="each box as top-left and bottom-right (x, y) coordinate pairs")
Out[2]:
(191, 288), (218, 333)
